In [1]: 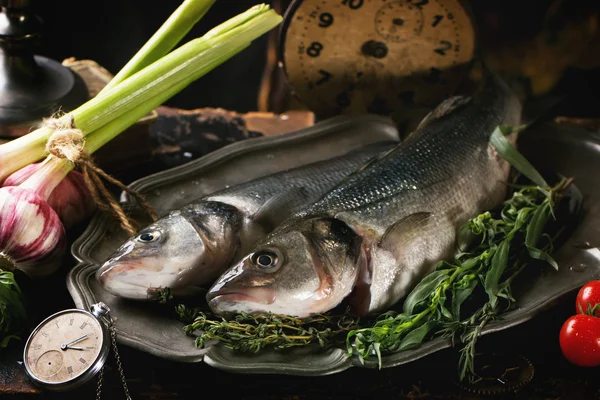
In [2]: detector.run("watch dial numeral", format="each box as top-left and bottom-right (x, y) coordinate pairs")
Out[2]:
(41, 332), (49, 338)
(306, 42), (323, 57)
(318, 12), (333, 28)
(79, 358), (87, 364)
(80, 322), (88, 330)
(316, 69), (332, 85)
(434, 40), (452, 56)
(67, 366), (73, 374)
(32, 344), (42, 350)
(69, 318), (74, 326)
(341, 0), (363, 10)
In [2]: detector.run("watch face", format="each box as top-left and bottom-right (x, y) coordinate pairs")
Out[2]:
(24, 309), (107, 387)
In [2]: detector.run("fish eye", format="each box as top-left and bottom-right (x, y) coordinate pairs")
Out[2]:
(134, 230), (162, 243)
(251, 250), (281, 272)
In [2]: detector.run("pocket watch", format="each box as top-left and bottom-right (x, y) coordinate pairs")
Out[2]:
(23, 302), (131, 398)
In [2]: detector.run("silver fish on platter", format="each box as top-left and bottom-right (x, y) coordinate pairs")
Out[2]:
(207, 71), (522, 318)
(96, 141), (398, 300)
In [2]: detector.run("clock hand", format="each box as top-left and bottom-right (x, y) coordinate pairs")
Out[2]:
(63, 345), (91, 351)
(60, 334), (89, 350)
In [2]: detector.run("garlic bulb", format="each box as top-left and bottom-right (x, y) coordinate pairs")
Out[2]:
(4, 163), (96, 229)
(0, 187), (66, 277)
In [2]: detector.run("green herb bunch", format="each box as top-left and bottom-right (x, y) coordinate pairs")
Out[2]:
(345, 127), (570, 382)
(179, 305), (358, 353)
(0, 270), (27, 348)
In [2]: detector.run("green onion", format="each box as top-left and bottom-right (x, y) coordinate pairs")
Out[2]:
(99, 0), (216, 94)
(0, 4), (281, 183)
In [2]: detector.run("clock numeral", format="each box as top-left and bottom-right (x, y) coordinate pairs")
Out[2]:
(306, 42), (323, 58)
(434, 40), (452, 56)
(67, 366), (73, 374)
(409, 0), (429, 8)
(318, 12), (333, 28)
(432, 15), (443, 27)
(80, 322), (88, 330)
(32, 344), (42, 350)
(54, 321), (59, 328)
(341, 0), (363, 10)
(79, 358), (87, 364)
(41, 332), (49, 338)
(69, 318), (74, 326)
(316, 69), (333, 85)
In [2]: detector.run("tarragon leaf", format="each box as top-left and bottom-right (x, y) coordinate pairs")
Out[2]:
(451, 278), (478, 318)
(484, 240), (510, 308)
(491, 126), (548, 188)
(403, 271), (449, 315)
(397, 321), (437, 351)
(525, 202), (559, 270)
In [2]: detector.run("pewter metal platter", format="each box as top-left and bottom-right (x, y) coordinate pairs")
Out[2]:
(67, 117), (600, 376)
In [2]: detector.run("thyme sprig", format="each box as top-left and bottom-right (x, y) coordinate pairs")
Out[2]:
(345, 178), (571, 381)
(179, 306), (358, 353)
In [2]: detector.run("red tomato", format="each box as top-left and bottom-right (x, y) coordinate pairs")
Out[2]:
(576, 280), (600, 316)
(559, 314), (600, 367)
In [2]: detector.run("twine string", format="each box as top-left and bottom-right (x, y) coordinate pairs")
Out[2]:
(44, 115), (158, 235)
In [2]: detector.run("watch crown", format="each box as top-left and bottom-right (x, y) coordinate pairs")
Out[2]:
(91, 302), (110, 318)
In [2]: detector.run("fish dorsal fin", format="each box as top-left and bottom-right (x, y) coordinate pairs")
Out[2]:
(415, 96), (472, 131)
(378, 212), (434, 258)
(252, 187), (309, 230)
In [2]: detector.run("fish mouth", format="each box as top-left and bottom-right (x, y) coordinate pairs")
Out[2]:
(207, 288), (275, 314)
(96, 261), (170, 301)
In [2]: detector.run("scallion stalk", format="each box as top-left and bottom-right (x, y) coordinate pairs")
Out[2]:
(0, 4), (281, 183)
(0, 0), (216, 183)
(99, 0), (216, 94)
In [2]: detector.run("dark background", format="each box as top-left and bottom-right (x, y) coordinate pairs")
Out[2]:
(34, 0), (272, 113)
(31, 0), (600, 116)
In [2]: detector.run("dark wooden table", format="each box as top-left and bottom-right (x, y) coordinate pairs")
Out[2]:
(4, 281), (599, 400)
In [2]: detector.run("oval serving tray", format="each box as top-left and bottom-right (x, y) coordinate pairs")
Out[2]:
(67, 118), (600, 375)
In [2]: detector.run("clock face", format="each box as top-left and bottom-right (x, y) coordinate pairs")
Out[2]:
(281, 0), (476, 118)
(24, 310), (106, 385)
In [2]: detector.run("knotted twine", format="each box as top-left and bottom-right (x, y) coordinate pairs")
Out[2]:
(44, 115), (158, 235)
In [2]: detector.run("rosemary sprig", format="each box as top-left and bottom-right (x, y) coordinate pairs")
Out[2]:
(345, 178), (571, 381)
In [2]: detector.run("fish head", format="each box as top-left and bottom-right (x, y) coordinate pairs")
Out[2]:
(207, 216), (364, 318)
(96, 202), (241, 300)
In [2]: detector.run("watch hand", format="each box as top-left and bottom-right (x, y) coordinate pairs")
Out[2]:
(62, 345), (91, 351)
(60, 334), (89, 350)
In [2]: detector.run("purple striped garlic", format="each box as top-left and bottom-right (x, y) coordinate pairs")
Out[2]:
(0, 158), (69, 278)
(4, 163), (96, 229)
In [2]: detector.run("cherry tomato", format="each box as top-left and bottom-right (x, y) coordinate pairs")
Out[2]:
(576, 280), (600, 316)
(559, 314), (600, 367)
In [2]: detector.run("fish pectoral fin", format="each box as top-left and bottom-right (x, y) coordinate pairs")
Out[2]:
(253, 187), (309, 230)
(415, 96), (472, 131)
(378, 212), (434, 258)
